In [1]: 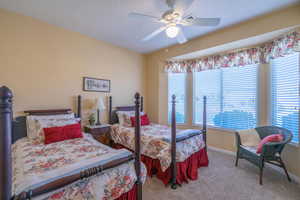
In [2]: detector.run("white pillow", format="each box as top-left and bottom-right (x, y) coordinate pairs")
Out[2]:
(116, 111), (144, 127)
(26, 113), (76, 140)
(34, 118), (80, 142)
(116, 112), (125, 126)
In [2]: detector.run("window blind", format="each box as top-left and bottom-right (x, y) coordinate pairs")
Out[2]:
(221, 65), (257, 129)
(194, 64), (257, 130)
(168, 73), (186, 123)
(193, 69), (221, 125)
(271, 53), (299, 143)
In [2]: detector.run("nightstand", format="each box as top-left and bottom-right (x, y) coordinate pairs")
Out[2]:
(84, 124), (111, 146)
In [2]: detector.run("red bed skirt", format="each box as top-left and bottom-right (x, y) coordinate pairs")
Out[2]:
(113, 144), (209, 185)
(115, 184), (137, 200)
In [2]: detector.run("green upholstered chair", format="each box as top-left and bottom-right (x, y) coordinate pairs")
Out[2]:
(235, 126), (293, 185)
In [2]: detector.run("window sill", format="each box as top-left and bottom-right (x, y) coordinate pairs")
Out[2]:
(288, 142), (299, 148)
(167, 122), (188, 126)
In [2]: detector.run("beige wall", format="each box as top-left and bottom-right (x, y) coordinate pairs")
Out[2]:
(0, 8), (145, 124)
(145, 4), (300, 178)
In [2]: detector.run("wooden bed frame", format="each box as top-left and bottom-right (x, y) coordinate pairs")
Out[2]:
(0, 86), (142, 200)
(108, 94), (207, 189)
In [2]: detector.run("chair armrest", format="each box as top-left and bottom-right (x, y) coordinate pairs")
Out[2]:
(261, 142), (285, 157)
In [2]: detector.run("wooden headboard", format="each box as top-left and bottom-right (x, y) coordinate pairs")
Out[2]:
(109, 96), (143, 124)
(24, 109), (72, 115)
(12, 96), (82, 143)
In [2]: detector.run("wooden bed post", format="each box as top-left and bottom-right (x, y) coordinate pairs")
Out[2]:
(109, 96), (112, 124)
(171, 95), (177, 189)
(0, 86), (13, 200)
(134, 93), (142, 200)
(77, 95), (81, 119)
(203, 96), (207, 149)
(140, 96), (143, 112)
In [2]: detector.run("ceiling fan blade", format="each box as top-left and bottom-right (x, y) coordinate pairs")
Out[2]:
(182, 17), (221, 26)
(142, 26), (167, 42)
(166, 0), (176, 8)
(176, 27), (188, 44)
(166, 0), (195, 13)
(128, 12), (160, 21)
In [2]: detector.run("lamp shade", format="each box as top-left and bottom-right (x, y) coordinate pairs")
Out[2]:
(97, 97), (106, 110)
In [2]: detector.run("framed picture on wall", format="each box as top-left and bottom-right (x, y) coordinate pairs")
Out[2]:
(83, 77), (111, 92)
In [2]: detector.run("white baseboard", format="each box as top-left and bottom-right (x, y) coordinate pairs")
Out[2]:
(207, 145), (300, 184)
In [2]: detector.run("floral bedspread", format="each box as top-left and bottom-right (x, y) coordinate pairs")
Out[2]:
(12, 134), (146, 200)
(111, 123), (205, 171)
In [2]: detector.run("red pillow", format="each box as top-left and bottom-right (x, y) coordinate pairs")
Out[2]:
(130, 114), (150, 127)
(64, 123), (83, 139)
(44, 123), (83, 144)
(256, 134), (283, 154)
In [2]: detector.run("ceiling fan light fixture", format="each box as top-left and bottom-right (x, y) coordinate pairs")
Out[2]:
(132, 0), (220, 44)
(166, 25), (179, 38)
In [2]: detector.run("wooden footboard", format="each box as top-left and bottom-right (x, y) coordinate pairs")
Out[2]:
(0, 86), (142, 200)
(14, 155), (135, 199)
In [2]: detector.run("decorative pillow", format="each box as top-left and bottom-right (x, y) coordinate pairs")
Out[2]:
(44, 123), (83, 144)
(130, 114), (150, 127)
(26, 113), (75, 139)
(116, 111), (143, 127)
(116, 111), (131, 126)
(122, 112), (136, 127)
(30, 118), (80, 142)
(256, 134), (284, 154)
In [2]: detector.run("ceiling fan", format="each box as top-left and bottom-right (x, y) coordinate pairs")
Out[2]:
(128, 0), (221, 44)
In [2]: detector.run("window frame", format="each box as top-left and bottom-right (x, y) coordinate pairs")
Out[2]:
(167, 73), (188, 125)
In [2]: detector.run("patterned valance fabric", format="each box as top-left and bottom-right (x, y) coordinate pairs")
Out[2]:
(261, 31), (300, 63)
(165, 30), (300, 73)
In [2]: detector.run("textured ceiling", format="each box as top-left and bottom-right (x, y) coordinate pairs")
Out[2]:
(0, 0), (299, 53)
(174, 26), (299, 60)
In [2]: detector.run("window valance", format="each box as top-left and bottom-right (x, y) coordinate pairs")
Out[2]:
(165, 30), (300, 73)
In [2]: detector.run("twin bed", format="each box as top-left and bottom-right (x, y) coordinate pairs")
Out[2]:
(0, 85), (208, 200)
(0, 87), (144, 200)
(108, 95), (209, 188)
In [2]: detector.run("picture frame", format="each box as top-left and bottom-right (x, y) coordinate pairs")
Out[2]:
(83, 77), (111, 92)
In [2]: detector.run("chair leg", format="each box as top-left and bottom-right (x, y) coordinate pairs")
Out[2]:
(259, 166), (264, 185)
(235, 156), (239, 167)
(235, 151), (239, 167)
(279, 157), (292, 182)
(259, 160), (265, 185)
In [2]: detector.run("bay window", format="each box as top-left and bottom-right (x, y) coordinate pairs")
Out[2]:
(165, 30), (300, 145)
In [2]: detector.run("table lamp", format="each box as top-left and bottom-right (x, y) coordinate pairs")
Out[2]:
(96, 97), (105, 125)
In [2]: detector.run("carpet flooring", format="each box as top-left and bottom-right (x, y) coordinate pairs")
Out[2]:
(143, 149), (300, 200)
